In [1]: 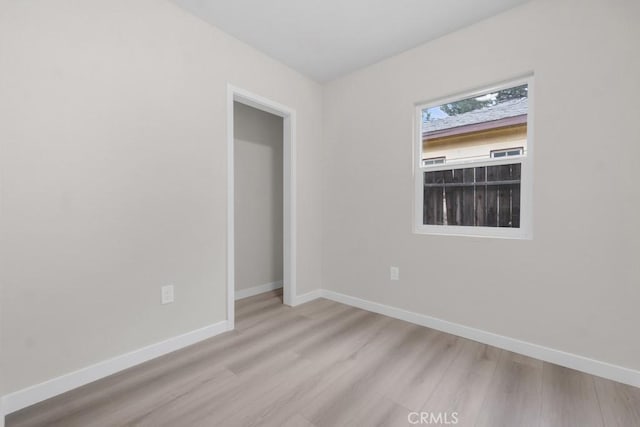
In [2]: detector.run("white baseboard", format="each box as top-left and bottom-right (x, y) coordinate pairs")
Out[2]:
(235, 281), (283, 300)
(291, 289), (323, 306)
(1, 320), (232, 416)
(317, 289), (640, 389)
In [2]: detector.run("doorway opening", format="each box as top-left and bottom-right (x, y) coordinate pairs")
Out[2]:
(227, 85), (296, 329)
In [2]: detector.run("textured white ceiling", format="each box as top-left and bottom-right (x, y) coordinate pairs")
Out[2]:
(173, 0), (529, 82)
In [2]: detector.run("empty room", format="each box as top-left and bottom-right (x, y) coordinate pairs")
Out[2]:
(1, 0), (639, 426)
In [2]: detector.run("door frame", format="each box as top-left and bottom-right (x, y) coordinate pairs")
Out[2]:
(226, 84), (297, 328)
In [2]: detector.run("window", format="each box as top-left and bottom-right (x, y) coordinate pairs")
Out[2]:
(422, 156), (446, 166)
(491, 147), (523, 158)
(414, 77), (533, 238)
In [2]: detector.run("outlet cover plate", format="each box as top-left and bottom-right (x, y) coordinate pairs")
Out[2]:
(161, 285), (174, 304)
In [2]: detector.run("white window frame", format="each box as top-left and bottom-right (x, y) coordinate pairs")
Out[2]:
(491, 147), (524, 158)
(422, 156), (446, 166)
(413, 75), (534, 239)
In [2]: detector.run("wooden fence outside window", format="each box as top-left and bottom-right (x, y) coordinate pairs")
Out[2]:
(423, 163), (521, 227)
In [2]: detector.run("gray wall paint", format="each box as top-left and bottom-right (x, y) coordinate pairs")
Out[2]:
(1, 0), (638, 402)
(0, 0), (323, 395)
(234, 103), (283, 291)
(322, 0), (640, 372)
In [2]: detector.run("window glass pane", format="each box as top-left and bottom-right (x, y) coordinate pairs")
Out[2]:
(422, 84), (528, 164)
(423, 163), (521, 228)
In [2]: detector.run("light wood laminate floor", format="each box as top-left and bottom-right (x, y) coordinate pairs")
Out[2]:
(7, 290), (640, 426)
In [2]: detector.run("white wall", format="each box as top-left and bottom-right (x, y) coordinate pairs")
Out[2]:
(0, 0), (323, 395)
(2, 0), (639, 404)
(322, 0), (640, 372)
(234, 103), (283, 291)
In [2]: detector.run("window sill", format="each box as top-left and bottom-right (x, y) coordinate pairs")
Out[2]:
(414, 225), (532, 240)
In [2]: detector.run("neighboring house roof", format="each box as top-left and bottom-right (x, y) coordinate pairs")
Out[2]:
(423, 97), (528, 138)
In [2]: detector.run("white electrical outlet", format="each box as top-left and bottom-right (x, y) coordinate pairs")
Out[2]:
(161, 285), (174, 304)
(390, 266), (400, 281)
